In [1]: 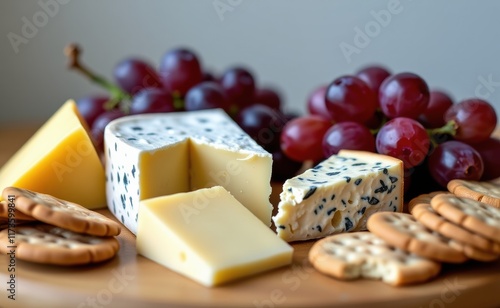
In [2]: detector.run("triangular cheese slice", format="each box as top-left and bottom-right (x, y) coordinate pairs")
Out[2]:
(0, 100), (106, 209)
(137, 186), (293, 287)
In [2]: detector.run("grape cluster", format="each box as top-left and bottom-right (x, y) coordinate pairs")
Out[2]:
(284, 65), (499, 196)
(66, 44), (301, 181)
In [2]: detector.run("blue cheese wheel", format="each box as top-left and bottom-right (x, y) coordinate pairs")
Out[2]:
(104, 109), (273, 234)
(273, 150), (403, 242)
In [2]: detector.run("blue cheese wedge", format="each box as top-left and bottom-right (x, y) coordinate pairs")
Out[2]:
(273, 150), (403, 242)
(104, 109), (273, 234)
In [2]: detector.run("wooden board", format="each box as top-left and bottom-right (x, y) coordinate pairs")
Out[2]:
(1, 124), (499, 308)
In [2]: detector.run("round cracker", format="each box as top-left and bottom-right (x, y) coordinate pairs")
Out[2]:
(431, 194), (500, 243)
(412, 203), (500, 255)
(448, 240), (499, 262)
(367, 212), (467, 263)
(448, 179), (500, 209)
(2, 187), (120, 237)
(0, 200), (36, 221)
(0, 224), (119, 266)
(309, 232), (441, 286)
(408, 191), (448, 214)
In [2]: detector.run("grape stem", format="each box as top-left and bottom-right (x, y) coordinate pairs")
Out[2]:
(172, 92), (184, 110)
(426, 120), (457, 149)
(428, 120), (457, 136)
(64, 44), (132, 113)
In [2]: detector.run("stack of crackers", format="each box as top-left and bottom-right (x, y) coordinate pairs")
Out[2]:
(309, 179), (500, 286)
(0, 187), (121, 266)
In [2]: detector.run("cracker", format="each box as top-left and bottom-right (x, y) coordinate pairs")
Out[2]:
(0, 200), (36, 221)
(448, 240), (499, 262)
(0, 224), (119, 265)
(408, 191), (448, 214)
(309, 232), (441, 286)
(0, 199), (37, 230)
(2, 187), (121, 237)
(367, 212), (467, 263)
(412, 203), (500, 255)
(431, 194), (500, 243)
(448, 180), (500, 209)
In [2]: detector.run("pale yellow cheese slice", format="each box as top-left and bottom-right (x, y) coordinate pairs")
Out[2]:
(136, 186), (293, 287)
(0, 100), (106, 209)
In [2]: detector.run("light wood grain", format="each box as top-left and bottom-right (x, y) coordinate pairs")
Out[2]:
(0, 125), (499, 308)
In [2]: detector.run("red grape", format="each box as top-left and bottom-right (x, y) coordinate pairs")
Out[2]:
(325, 75), (377, 123)
(76, 95), (109, 128)
(444, 98), (497, 143)
(428, 141), (484, 187)
(280, 115), (332, 162)
(379, 72), (430, 119)
(184, 82), (231, 113)
(159, 48), (202, 96)
(306, 85), (331, 120)
(237, 104), (287, 152)
(91, 109), (125, 152)
(376, 117), (430, 168)
(220, 67), (256, 108)
(130, 88), (176, 114)
(418, 90), (453, 128)
(355, 65), (391, 98)
(114, 58), (162, 95)
(254, 87), (281, 111)
(471, 138), (500, 180)
(322, 122), (375, 157)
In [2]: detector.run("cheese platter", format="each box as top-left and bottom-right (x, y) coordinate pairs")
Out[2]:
(1, 45), (500, 307)
(0, 124), (499, 308)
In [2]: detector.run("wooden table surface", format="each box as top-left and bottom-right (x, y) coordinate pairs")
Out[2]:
(0, 124), (499, 308)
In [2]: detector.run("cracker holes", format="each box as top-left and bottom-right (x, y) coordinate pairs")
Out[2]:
(331, 240), (343, 246)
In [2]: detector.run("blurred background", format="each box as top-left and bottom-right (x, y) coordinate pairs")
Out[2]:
(1, 0), (500, 123)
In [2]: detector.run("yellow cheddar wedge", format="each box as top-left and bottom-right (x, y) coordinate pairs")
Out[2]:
(0, 100), (106, 209)
(137, 186), (293, 287)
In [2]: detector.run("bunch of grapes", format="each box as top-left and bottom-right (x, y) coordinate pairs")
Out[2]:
(65, 44), (302, 181)
(281, 65), (499, 197)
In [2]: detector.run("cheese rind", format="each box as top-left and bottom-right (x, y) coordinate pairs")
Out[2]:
(136, 186), (293, 287)
(105, 109), (273, 234)
(273, 150), (403, 242)
(0, 100), (106, 209)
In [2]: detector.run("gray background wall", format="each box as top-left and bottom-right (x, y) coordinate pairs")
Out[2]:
(1, 0), (500, 124)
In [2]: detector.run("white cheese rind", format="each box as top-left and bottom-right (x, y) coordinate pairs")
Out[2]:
(105, 109), (273, 234)
(273, 150), (403, 242)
